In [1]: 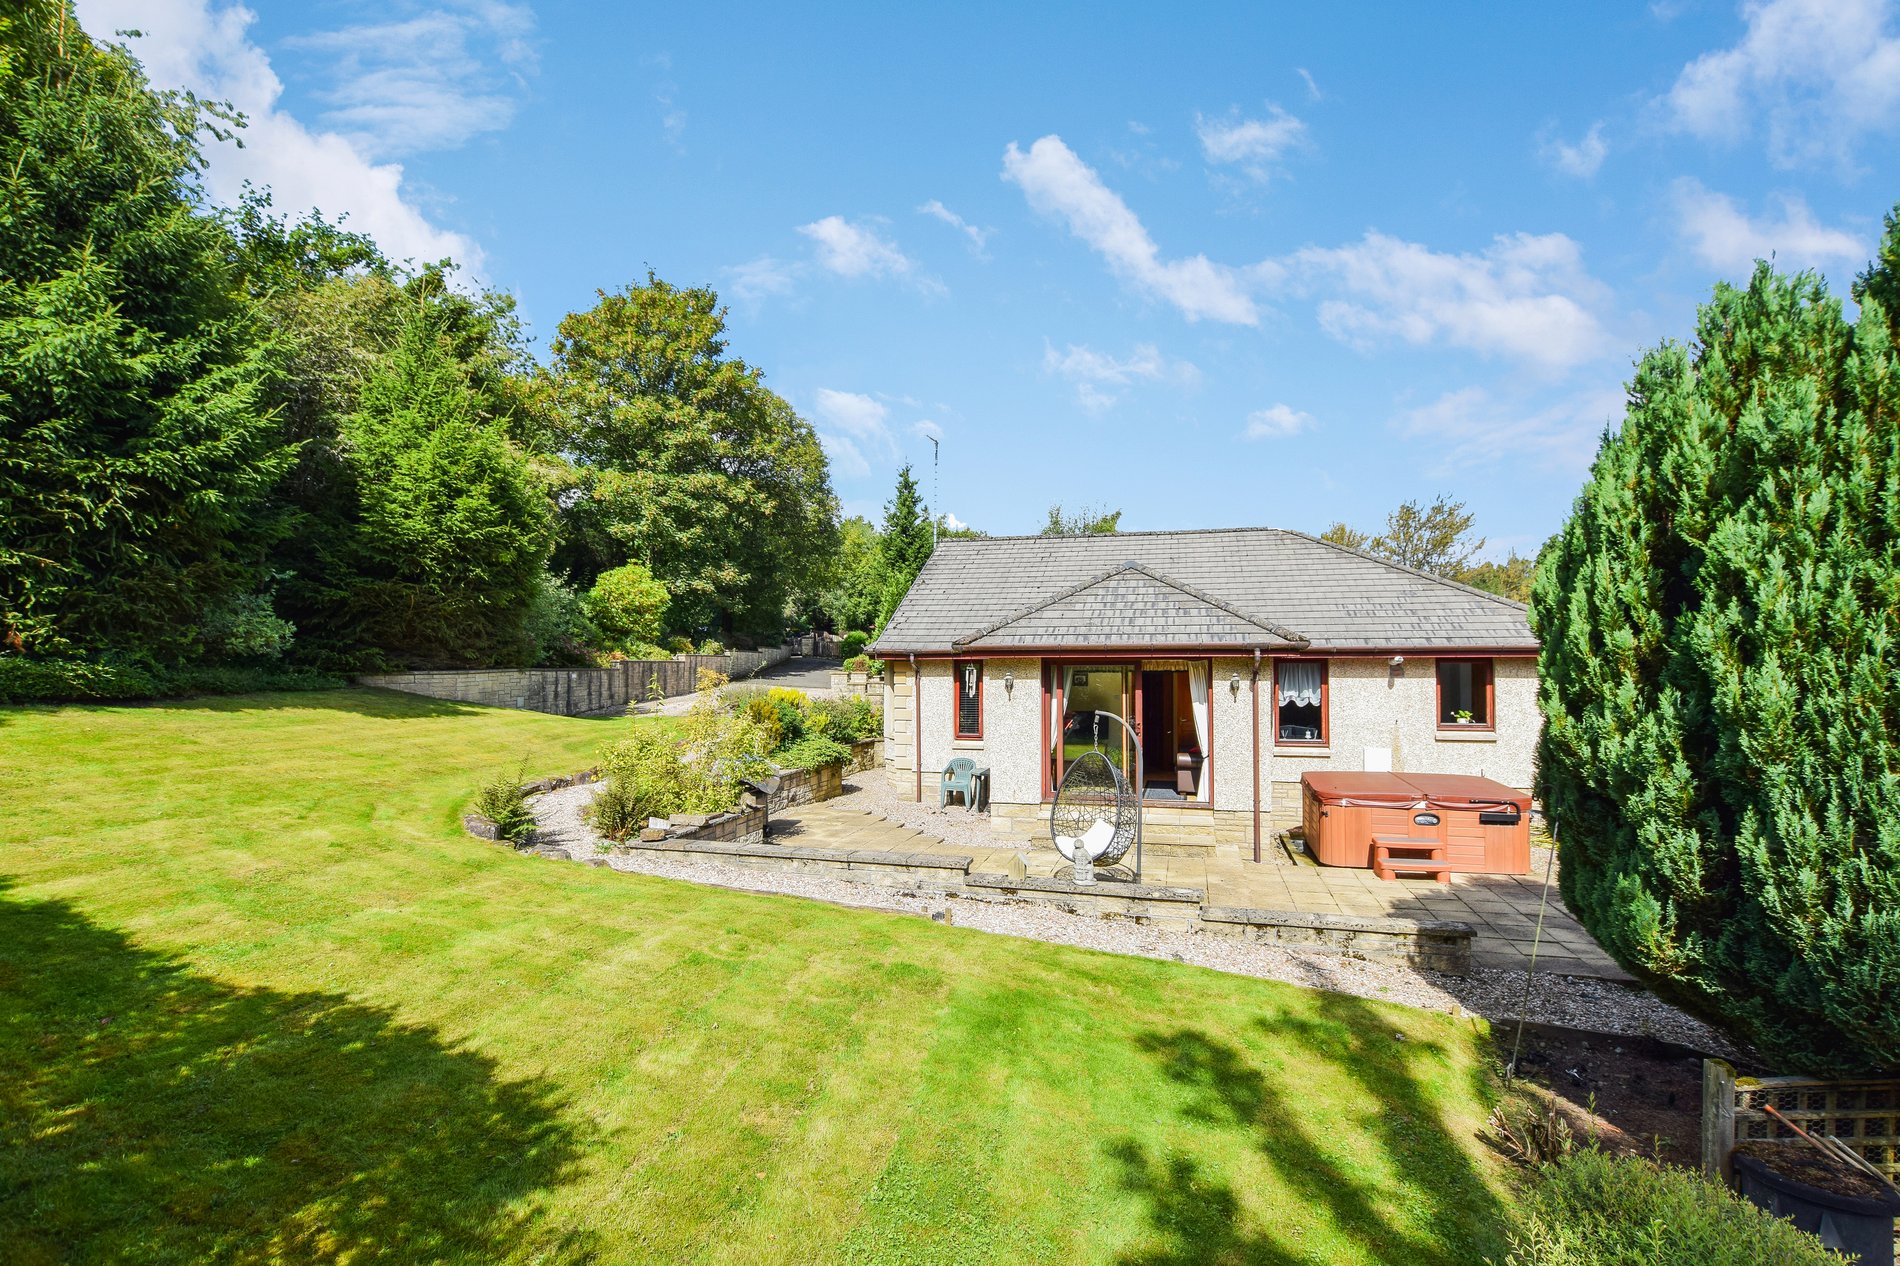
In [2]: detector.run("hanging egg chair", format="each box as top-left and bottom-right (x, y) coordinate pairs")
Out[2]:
(1050, 748), (1140, 883)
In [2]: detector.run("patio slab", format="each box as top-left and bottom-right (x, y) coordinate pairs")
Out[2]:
(770, 801), (1632, 981)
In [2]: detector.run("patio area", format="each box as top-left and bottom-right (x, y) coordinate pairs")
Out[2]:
(770, 797), (1629, 980)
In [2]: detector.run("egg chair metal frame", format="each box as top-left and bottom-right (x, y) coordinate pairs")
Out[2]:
(1049, 708), (1143, 884)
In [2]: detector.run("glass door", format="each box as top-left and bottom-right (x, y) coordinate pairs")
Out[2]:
(1054, 665), (1133, 785)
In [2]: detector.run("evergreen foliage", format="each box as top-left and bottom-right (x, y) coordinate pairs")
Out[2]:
(0, 6), (292, 662)
(583, 562), (668, 652)
(875, 465), (934, 626)
(1534, 226), (1900, 1073)
(335, 309), (552, 666)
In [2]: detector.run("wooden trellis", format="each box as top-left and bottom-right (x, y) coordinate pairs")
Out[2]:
(1703, 1059), (1900, 1184)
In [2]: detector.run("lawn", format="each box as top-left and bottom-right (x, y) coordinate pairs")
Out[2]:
(0, 689), (1515, 1264)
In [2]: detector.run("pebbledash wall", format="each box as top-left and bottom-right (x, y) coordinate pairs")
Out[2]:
(359, 647), (792, 717)
(884, 655), (1538, 837)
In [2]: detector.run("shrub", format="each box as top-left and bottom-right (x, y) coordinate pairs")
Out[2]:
(523, 572), (598, 666)
(201, 592), (296, 660)
(1501, 1149), (1847, 1265)
(665, 635), (695, 656)
(696, 638), (725, 655)
(583, 563), (668, 651)
(808, 695), (878, 742)
(588, 732), (690, 839)
(472, 766), (534, 844)
(741, 696), (784, 752)
(1533, 228), (1900, 1073)
(838, 630), (869, 660)
(843, 654), (873, 674)
(0, 658), (341, 704)
(774, 734), (851, 770)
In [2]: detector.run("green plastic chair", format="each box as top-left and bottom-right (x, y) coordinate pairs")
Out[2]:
(940, 757), (985, 810)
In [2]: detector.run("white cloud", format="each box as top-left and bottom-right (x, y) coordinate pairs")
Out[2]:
(913, 419), (945, 442)
(1670, 178), (1867, 276)
(80, 0), (487, 272)
(1243, 404), (1315, 439)
(1663, 0), (1900, 167)
(918, 199), (991, 253)
(280, 3), (536, 159)
(799, 216), (915, 279)
(726, 255), (800, 303)
(942, 511), (970, 532)
(1285, 231), (1609, 369)
(811, 388), (897, 479)
(1001, 135), (1258, 324)
(1297, 67), (1322, 101)
(1539, 122), (1607, 178)
(1195, 105), (1308, 180)
(1395, 384), (1625, 472)
(1042, 341), (1199, 412)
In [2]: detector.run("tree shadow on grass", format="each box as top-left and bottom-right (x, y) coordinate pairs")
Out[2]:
(1109, 991), (1508, 1265)
(0, 882), (591, 1266)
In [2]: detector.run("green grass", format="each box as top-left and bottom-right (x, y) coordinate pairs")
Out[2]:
(0, 689), (1514, 1264)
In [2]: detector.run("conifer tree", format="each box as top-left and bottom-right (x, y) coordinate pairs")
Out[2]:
(1534, 215), (1900, 1073)
(876, 465), (933, 627)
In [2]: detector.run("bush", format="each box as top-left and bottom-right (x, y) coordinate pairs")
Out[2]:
(696, 639), (725, 655)
(201, 592), (295, 660)
(1534, 229), (1900, 1073)
(523, 571), (598, 666)
(839, 630), (869, 660)
(472, 766), (534, 844)
(774, 734), (851, 770)
(583, 563), (668, 651)
(588, 731), (691, 840)
(0, 657), (342, 704)
(843, 654), (873, 674)
(1501, 1150), (1847, 1265)
(808, 695), (878, 742)
(665, 636), (695, 656)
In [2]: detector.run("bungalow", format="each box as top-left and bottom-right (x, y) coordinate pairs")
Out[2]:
(870, 527), (1538, 856)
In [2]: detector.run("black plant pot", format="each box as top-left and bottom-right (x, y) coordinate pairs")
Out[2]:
(1733, 1152), (1900, 1266)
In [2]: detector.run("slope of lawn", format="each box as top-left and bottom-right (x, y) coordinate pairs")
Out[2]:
(0, 689), (1515, 1265)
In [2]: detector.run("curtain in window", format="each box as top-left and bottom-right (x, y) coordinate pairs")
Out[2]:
(1277, 660), (1323, 707)
(1188, 662), (1211, 803)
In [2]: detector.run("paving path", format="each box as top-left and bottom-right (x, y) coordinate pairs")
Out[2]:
(771, 798), (1629, 980)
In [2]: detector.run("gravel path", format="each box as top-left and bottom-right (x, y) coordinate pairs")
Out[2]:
(530, 781), (1738, 1056)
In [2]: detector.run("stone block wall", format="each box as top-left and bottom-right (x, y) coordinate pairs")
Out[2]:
(358, 646), (792, 717)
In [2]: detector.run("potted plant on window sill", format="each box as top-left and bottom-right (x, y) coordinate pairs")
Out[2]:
(1447, 710), (1477, 725)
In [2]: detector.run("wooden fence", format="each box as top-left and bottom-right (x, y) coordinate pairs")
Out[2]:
(1702, 1058), (1900, 1183)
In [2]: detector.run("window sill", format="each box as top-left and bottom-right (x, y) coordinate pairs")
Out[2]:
(1272, 746), (1331, 758)
(1435, 728), (1497, 743)
(951, 738), (986, 750)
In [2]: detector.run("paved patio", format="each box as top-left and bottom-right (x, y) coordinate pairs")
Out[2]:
(771, 800), (1630, 980)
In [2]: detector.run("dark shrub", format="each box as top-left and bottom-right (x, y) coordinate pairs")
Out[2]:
(838, 630), (869, 660)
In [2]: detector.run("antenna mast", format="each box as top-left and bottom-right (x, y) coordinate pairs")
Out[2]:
(928, 434), (940, 547)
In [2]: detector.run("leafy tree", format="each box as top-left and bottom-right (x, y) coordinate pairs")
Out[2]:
(937, 514), (986, 539)
(876, 465), (934, 627)
(818, 516), (884, 633)
(1319, 522), (1371, 551)
(1042, 503), (1121, 535)
(1534, 227), (1900, 1074)
(1460, 551), (1536, 603)
(1369, 495), (1483, 574)
(584, 562), (668, 651)
(0, 4), (292, 662)
(333, 307), (552, 666)
(548, 274), (837, 639)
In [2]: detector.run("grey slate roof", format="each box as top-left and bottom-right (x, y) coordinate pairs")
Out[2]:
(871, 527), (1536, 655)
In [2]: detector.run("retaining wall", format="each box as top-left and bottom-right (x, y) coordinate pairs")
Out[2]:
(358, 646), (792, 716)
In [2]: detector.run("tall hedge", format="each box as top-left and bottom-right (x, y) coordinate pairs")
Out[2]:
(1533, 212), (1900, 1074)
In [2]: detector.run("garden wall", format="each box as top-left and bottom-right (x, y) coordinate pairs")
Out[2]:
(358, 647), (792, 716)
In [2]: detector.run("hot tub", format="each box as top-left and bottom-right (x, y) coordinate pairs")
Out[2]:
(1300, 772), (1531, 875)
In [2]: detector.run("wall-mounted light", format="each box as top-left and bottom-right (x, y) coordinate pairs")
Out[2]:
(1003, 670), (1014, 698)
(1229, 672), (1241, 698)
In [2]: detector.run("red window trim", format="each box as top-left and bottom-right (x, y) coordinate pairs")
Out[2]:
(1272, 656), (1329, 747)
(952, 659), (984, 740)
(1435, 657), (1496, 731)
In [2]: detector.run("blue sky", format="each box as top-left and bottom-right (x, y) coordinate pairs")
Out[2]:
(83, 1), (1900, 555)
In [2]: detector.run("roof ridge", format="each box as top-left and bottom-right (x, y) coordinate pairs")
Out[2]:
(932, 524), (1297, 544)
(951, 560), (1306, 648)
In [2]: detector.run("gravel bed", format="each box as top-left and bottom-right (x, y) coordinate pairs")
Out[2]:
(529, 782), (1736, 1055)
